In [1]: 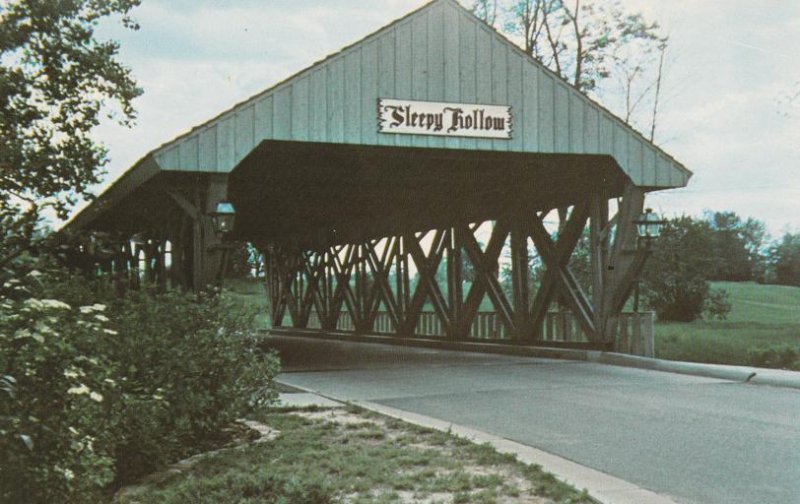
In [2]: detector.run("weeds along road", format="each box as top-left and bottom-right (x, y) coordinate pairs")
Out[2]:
(268, 334), (800, 504)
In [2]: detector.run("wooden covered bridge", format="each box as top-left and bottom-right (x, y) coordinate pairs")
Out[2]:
(66, 0), (691, 352)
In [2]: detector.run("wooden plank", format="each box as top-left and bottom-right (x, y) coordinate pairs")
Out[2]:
(178, 135), (199, 171)
(584, 107), (599, 153)
(427, 2), (445, 147)
(216, 115), (234, 171)
(406, 230), (452, 334)
(394, 21), (413, 148)
(554, 83), (570, 152)
(254, 95), (274, 142)
(343, 50), (361, 143)
(460, 221), (514, 336)
(198, 127), (217, 171)
(377, 31), (396, 147)
(273, 87), (292, 140)
(458, 13), (477, 150)
(291, 75), (310, 141)
(528, 204), (589, 339)
(360, 40), (379, 145)
(234, 104), (255, 165)
(443, 3), (461, 150)
(521, 62), (538, 152)
(507, 52), (522, 152)
(474, 25), (493, 151)
(491, 39), (508, 152)
(569, 93), (585, 153)
(310, 68), (328, 143)
(538, 72), (555, 152)
(326, 59), (345, 143)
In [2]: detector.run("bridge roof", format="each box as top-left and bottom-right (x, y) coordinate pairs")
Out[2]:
(68, 0), (691, 233)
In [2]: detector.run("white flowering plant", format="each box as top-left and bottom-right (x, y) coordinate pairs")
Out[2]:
(0, 270), (119, 503)
(1, 266), (279, 502)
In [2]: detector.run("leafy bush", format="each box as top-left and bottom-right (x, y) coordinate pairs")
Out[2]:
(702, 288), (732, 321)
(107, 288), (279, 483)
(1, 267), (279, 503)
(1, 271), (120, 503)
(643, 216), (714, 322)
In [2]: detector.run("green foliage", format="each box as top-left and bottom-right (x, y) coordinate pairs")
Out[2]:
(770, 232), (800, 286)
(1, 269), (121, 503)
(1, 0), (142, 218)
(642, 216), (714, 322)
(0, 267), (280, 503)
(108, 288), (279, 483)
(702, 288), (731, 321)
(704, 211), (768, 282)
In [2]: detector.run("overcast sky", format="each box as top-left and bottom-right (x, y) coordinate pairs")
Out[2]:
(91, 0), (800, 236)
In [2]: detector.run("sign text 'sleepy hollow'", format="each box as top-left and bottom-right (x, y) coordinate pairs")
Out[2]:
(378, 99), (513, 139)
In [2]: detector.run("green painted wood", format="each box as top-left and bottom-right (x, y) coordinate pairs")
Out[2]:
(361, 40), (379, 145)
(394, 20), (412, 148)
(235, 104), (255, 164)
(569, 92), (585, 153)
(343, 50), (361, 143)
(378, 31), (396, 147)
(144, 0), (689, 188)
(326, 59), (344, 144)
(178, 135), (198, 171)
(521, 62), (537, 152)
(273, 87), (291, 140)
(254, 95), (273, 141)
(311, 68), (327, 143)
(291, 75), (310, 141)
(538, 73), (555, 153)
(427, 1), (445, 149)
(458, 12), (477, 151)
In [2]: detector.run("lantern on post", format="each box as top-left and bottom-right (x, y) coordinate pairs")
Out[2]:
(210, 201), (236, 237)
(631, 208), (666, 312)
(634, 208), (666, 243)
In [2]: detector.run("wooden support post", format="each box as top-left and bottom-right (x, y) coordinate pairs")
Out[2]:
(602, 181), (645, 345)
(527, 204), (589, 341)
(447, 228), (463, 340)
(510, 220), (530, 340)
(590, 188), (609, 335)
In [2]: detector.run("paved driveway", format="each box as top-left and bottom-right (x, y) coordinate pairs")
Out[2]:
(268, 335), (800, 504)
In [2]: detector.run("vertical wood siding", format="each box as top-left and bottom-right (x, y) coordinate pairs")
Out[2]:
(153, 0), (690, 188)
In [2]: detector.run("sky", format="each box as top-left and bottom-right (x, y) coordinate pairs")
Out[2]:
(89, 0), (800, 237)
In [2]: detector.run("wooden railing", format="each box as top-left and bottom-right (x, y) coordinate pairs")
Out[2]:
(298, 310), (655, 357)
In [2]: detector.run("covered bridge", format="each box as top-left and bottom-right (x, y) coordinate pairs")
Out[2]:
(66, 0), (691, 351)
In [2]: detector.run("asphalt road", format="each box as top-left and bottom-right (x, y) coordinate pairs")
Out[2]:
(267, 335), (800, 504)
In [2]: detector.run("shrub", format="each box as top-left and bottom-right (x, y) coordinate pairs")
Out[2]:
(107, 288), (279, 483)
(1, 267), (279, 502)
(702, 288), (732, 321)
(1, 271), (120, 503)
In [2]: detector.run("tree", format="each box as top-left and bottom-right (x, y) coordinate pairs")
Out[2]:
(500, 1), (667, 138)
(703, 211), (768, 282)
(471, 0), (500, 27)
(641, 216), (714, 321)
(770, 232), (800, 286)
(1, 0), (142, 270)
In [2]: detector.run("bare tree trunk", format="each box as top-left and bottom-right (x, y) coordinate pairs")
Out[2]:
(649, 42), (667, 142)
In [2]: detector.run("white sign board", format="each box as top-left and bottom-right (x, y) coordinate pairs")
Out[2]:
(378, 99), (512, 139)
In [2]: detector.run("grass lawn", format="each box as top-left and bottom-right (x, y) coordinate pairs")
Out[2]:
(116, 405), (592, 504)
(655, 282), (800, 370)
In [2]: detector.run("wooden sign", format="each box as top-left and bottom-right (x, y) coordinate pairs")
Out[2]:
(378, 99), (512, 139)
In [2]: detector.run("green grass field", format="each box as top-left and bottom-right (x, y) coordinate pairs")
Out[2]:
(655, 282), (800, 370)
